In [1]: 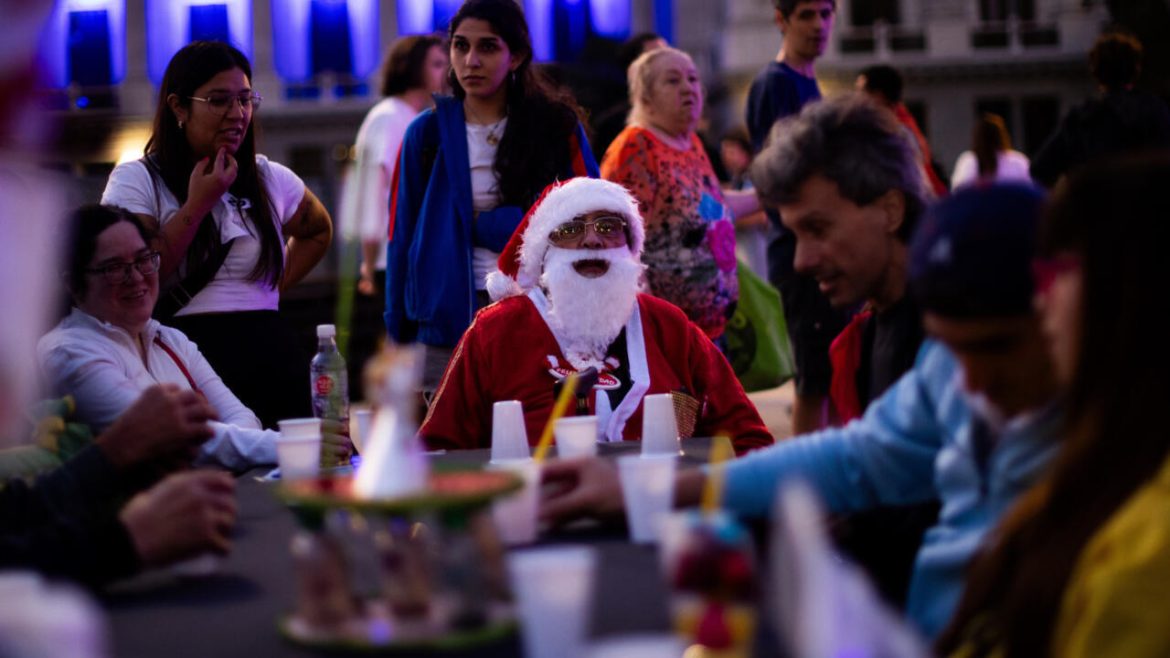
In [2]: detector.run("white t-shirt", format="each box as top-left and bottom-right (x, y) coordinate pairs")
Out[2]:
(101, 155), (305, 315)
(950, 150), (1032, 190)
(340, 96), (421, 271)
(467, 118), (506, 291)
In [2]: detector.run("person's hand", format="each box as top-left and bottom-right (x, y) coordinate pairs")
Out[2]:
(96, 384), (217, 471)
(357, 262), (377, 297)
(119, 470), (237, 567)
(187, 147), (238, 216)
(539, 457), (626, 526)
(320, 418), (353, 466)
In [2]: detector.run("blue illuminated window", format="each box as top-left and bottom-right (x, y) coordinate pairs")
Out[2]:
(145, 0), (253, 85)
(40, 0), (126, 89)
(526, 0), (632, 62)
(272, 0), (379, 97)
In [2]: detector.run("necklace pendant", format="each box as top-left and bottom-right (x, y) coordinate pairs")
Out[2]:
(486, 133), (500, 147)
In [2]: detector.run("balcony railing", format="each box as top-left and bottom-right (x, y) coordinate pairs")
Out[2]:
(971, 20), (1060, 49)
(837, 23), (927, 55)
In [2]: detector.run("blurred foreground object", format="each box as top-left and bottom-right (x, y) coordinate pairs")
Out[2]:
(0, 572), (109, 658)
(0, 0), (66, 443)
(771, 481), (927, 658)
(355, 343), (428, 499)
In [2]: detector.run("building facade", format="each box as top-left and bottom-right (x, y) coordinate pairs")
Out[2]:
(720, 0), (1111, 175)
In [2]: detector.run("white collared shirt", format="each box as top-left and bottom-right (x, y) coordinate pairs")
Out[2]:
(38, 308), (277, 469)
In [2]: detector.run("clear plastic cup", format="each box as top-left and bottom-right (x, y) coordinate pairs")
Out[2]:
(554, 416), (598, 459)
(641, 394), (681, 456)
(278, 418), (322, 440)
(617, 455), (678, 544)
(351, 408), (372, 455)
(491, 400), (530, 462)
(487, 459), (541, 545)
(508, 546), (597, 658)
(277, 418), (323, 480)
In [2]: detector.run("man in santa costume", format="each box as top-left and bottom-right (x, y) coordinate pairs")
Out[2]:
(419, 177), (773, 455)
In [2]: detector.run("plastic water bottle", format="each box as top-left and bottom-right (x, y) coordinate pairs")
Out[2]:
(310, 324), (350, 463)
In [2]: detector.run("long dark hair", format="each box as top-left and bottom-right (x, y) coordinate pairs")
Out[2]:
(972, 113), (1011, 179)
(937, 153), (1170, 657)
(144, 40), (282, 287)
(447, 0), (585, 208)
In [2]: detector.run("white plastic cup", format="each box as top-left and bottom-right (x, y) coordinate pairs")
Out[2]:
(640, 394), (681, 456)
(487, 459), (541, 545)
(491, 400), (530, 462)
(277, 418), (323, 480)
(508, 546), (597, 658)
(351, 408), (372, 455)
(554, 416), (599, 459)
(617, 455), (678, 544)
(278, 418), (322, 440)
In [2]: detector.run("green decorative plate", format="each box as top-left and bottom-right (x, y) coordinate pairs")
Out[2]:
(275, 466), (523, 516)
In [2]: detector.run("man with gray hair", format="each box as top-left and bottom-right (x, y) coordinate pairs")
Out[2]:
(751, 93), (927, 425)
(542, 182), (1061, 639)
(749, 93), (932, 605)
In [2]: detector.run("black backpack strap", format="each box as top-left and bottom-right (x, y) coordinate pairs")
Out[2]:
(153, 237), (235, 320)
(144, 155), (236, 320)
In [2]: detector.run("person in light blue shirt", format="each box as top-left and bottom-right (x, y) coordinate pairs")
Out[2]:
(541, 183), (1061, 639)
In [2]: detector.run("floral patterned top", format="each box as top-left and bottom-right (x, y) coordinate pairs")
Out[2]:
(601, 126), (738, 338)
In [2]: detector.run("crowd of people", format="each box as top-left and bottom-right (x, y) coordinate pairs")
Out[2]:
(3, 0), (1170, 654)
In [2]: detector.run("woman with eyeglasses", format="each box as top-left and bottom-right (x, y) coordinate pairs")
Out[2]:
(101, 41), (332, 428)
(38, 205), (350, 470)
(387, 0), (598, 394)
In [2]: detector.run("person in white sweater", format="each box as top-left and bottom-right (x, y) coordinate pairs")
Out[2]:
(342, 34), (446, 297)
(950, 113), (1031, 190)
(39, 205), (350, 471)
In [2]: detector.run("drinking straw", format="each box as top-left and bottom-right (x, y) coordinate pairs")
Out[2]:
(533, 372), (579, 463)
(700, 433), (734, 514)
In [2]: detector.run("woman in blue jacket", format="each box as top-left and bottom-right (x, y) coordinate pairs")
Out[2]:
(385, 0), (598, 390)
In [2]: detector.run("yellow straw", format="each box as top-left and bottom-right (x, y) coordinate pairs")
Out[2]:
(700, 433), (734, 514)
(533, 372), (579, 463)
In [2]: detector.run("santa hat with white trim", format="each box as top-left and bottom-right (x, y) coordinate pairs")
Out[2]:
(486, 177), (645, 301)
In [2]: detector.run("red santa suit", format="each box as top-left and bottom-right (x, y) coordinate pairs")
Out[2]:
(420, 288), (772, 455)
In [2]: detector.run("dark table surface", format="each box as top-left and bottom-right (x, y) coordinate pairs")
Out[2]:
(102, 440), (718, 658)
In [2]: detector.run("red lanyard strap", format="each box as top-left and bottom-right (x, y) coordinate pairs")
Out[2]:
(153, 335), (203, 397)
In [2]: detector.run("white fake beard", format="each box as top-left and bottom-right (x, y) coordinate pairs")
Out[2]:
(540, 246), (644, 371)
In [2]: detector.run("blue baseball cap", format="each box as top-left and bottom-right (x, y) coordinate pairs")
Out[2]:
(910, 183), (1046, 318)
